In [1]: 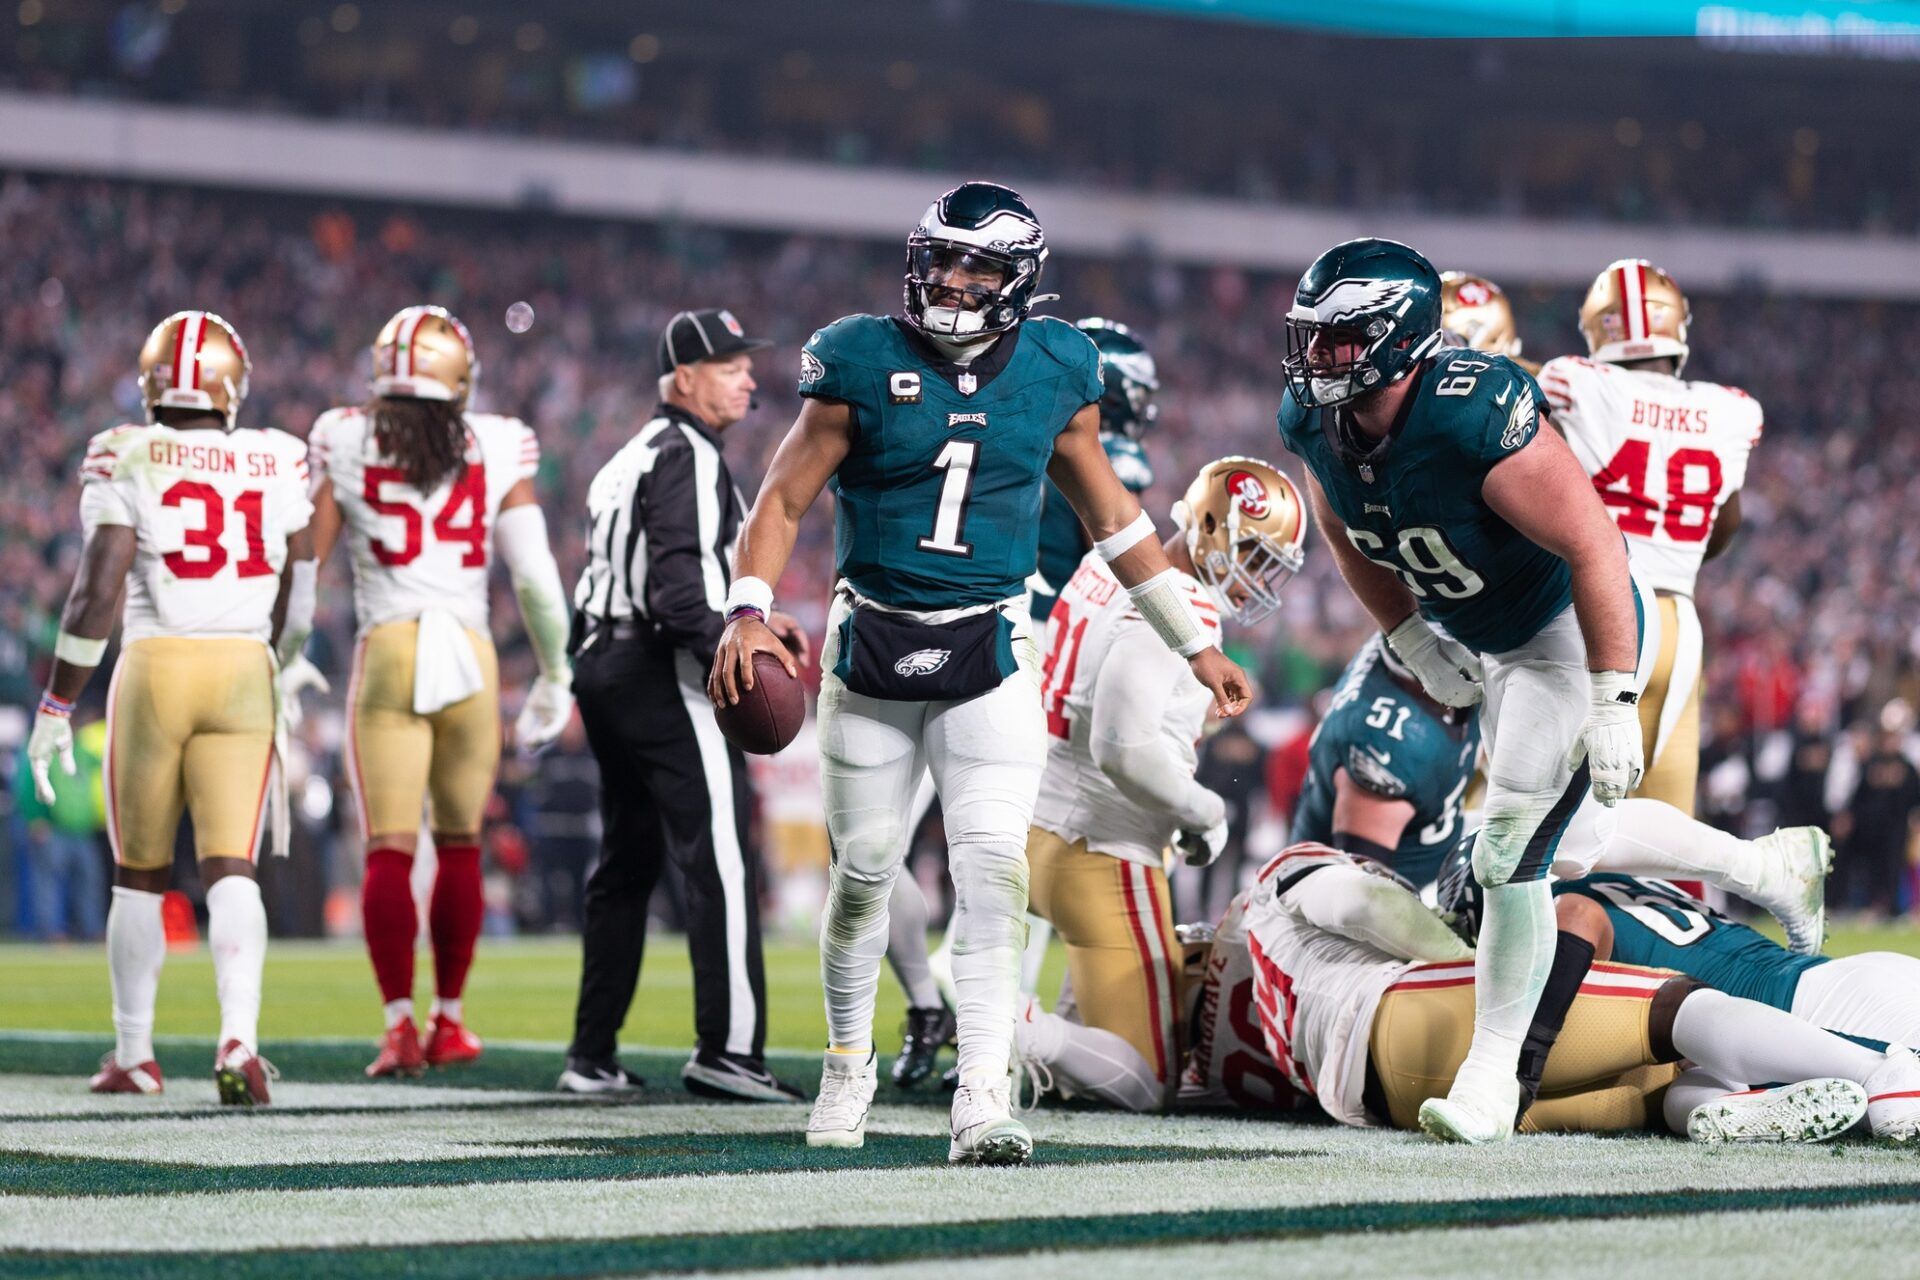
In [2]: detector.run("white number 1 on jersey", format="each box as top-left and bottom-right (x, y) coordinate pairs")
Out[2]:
(917, 439), (979, 557)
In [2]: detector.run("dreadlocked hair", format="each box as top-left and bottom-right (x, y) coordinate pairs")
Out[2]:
(368, 396), (469, 491)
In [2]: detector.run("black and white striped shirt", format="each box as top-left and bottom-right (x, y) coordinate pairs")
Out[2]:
(572, 404), (742, 665)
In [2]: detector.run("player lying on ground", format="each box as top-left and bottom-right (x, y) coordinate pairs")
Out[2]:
(292, 305), (574, 1077)
(708, 182), (1250, 1165)
(1440, 857), (1920, 1137)
(1010, 458), (1307, 1112)
(1239, 843), (1920, 1142)
(1294, 629), (1829, 945)
(885, 316), (1161, 1090)
(29, 311), (313, 1105)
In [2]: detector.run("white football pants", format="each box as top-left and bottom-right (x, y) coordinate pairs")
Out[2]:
(1793, 954), (1920, 1049)
(817, 596), (1045, 1087)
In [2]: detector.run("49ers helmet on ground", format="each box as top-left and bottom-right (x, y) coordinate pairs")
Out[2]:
(1440, 272), (1523, 359)
(138, 311), (252, 430)
(370, 305), (478, 406)
(1173, 456), (1309, 626)
(1580, 259), (1691, 375)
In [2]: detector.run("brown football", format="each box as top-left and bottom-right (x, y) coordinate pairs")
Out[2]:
(714, 650), (806, 755)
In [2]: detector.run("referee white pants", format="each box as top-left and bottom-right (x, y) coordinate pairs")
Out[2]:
(816, 595), (1046, 1086)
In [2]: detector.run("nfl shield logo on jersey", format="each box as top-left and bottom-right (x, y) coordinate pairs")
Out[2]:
(957, 372), (978, 396)
(893, 649), (951, 676)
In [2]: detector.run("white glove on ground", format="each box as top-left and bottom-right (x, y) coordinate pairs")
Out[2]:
(1175, 819), (1230, 868)
(1384, 614), (1484, 708)
(1575, 670), (1644, 806)
(514, 672), (576, 752)
(27, 709), (76, 806)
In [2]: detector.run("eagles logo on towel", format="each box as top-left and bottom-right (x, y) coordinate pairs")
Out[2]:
(893, 648), (951, 677)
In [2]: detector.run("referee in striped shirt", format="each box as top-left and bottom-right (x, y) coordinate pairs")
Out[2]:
(561, 309), (807, 1100)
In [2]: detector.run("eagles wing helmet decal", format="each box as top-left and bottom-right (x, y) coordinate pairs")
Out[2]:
(1311, 277), (1417, 326)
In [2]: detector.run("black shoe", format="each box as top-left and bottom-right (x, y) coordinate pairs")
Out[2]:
(557, 1056), (645, 1094)
(891, 1005), (957, 1088)
(681, 1050), (804, 1102)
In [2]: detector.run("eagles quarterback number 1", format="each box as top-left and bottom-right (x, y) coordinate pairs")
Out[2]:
(917, 439), (979, 557)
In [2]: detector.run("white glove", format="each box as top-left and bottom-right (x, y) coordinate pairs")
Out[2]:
(1573, 670), (1644, 806)
(276, 654), (330, 732)
(514, 672), (575, 752)
(27, 707), (76, 806)
(1175, 819), (1230, 868)
(1384, 614), (1484, 708)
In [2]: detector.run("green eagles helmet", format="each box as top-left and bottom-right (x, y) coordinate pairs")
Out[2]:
(1075, 317), (1159, 440)
(1283, 238), (1445, 409)
(905, 182), (1049, 341)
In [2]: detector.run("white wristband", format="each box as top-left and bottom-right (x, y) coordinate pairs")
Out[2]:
(1126, 569), (1210, 658)
(1094, 511), (1156, 563)
(55, 629), (107, 667)
(724, 575), (774, 616)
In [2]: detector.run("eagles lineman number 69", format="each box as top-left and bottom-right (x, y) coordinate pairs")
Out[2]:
(1346, 526), (1484, 600)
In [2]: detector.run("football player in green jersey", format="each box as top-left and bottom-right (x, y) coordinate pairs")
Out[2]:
(1291, 633), (1479, 888)
(709, 182), (1249, 1165)
(1277, 236), (1653, 1146)
(1030, 318), (1157, 623)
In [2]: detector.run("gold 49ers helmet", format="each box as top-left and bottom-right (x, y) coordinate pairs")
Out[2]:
(138, 310), (251, 430)
(370, 305), (478, 406)
(1440, 272), (1522, 359)
(1173, 457), (1308, 626)
(1580, 258), (1691, 374)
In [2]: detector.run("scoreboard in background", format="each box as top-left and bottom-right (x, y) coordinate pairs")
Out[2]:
(1033, 0), (1920, 52)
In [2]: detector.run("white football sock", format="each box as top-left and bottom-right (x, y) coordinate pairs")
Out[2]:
(1456, 879), (1555, 1083)
(1661, 1067), (1742, 1134)
(206, 876), (267, 1053)
(1015, 999), (1162, 1112)
(431, 996), (462, 1022)
(1671, 987), (1884, 1089)
(107, 886), (166, 1068)
(885, 873), (943, 1009)
(820, 863), (894, 1053)
(1599, 799), (1765, 890)
(1020, 914), (1052, 997)
(947, 837), (1029, 1088)
(384, 998), (415, 1030)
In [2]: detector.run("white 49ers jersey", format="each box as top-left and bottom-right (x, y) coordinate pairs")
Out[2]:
(1242, 845), (1418, 1128)
(309, 408), (539, 633)
(1030, 553), (1222, 867)
(1180, 889), (1308, 1111)
(80, 423), (313, 644)
(1541, 356), (1762, 596)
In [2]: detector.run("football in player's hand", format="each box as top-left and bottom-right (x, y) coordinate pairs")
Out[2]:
(715, 651), (805, 755)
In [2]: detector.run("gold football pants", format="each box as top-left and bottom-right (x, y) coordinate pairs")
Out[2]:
(1633, 593), (1704, 814)
(1369, 960), (1680, 1133)
(1027, 827), (1184, 1087)
(105, 637), (274, 869)
(345, 620), (501, 841)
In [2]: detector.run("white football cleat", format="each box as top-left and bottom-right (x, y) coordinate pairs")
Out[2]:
(1865, 1045), (1920, 1142)
(1418, 1062), (1519, 1146)
(950, 1076), (1032, 1165)
(806, 1049), (877, 1149)
(1686, 1078), (1867, 1144)
(1747, 827), (1832, 956)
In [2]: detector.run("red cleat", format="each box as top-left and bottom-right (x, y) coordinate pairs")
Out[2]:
(423, 1013), (483, 1068)
(214, 1040), (276, 1107)
(366, 1019), (426, 1078)
(89, 1052), (163, 1095)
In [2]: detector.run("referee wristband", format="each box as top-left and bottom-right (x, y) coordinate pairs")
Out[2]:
(724, 575), (774, 617)
(1095, 511), (1156, 563)
(54, 629), (107, 667)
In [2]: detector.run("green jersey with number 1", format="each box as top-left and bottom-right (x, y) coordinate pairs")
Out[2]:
(799, 313), (1104, 610)
(1277, 348), (1571, 655)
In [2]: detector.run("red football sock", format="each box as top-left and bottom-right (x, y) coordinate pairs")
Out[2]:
(361, 846), (418, 1005)
(430, 842), (484, 1003)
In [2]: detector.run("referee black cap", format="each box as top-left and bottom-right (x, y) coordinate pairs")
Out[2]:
(658, 309), (772, 372)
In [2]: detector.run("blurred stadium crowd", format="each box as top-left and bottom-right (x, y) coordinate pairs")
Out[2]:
(7, 1), (1920, 234)
(3, 172), (1918, 940)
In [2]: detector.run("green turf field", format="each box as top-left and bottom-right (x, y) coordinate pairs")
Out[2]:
(5, 925), (1920, 1278)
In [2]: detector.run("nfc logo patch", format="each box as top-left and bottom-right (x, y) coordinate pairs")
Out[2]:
(889, 372), (922, 404)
